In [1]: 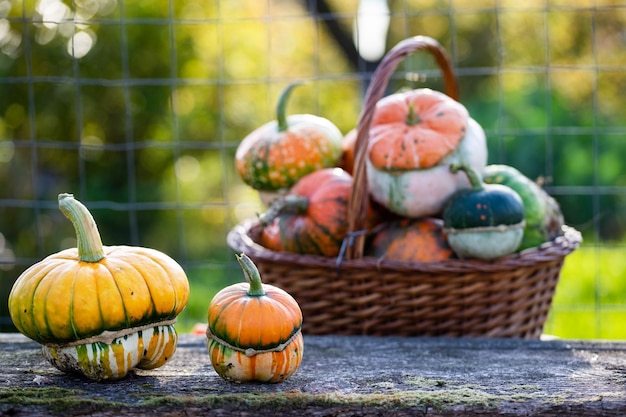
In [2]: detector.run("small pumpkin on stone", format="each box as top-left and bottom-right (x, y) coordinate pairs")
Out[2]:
(235, 82), (343, 206)
(206, 253), (303, 383)
(8, 193), (189, 381)
(442, 164), (526, 259)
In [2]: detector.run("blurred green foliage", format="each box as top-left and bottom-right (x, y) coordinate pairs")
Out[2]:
(1, 0), (625, 337)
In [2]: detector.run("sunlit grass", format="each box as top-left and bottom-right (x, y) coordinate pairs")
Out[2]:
(544, 244), (626, 340)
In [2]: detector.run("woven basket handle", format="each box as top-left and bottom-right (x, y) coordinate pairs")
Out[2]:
(344, 35), (459, 260)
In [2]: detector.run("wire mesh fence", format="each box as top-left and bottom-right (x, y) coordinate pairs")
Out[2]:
(0, 0), (625, 338)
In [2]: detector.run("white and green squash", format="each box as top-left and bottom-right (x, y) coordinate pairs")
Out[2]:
(443, 164), (526, 259)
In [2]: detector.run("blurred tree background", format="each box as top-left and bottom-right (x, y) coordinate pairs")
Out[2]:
(0, 0), (624, 337)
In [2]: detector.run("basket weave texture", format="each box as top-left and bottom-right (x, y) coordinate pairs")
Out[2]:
(227, 36), (582, 339)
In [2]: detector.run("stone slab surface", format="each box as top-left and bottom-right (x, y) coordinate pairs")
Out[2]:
(1, 333), (625, 416)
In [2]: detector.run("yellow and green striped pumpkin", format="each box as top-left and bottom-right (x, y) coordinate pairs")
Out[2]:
(8, 193), (189, 381)
(206, 253), (303, 383)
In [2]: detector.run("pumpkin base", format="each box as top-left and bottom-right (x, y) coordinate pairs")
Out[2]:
(444, 222), (525, 260)
(42, 324), (178, 381)
(207, 331), (304, 383)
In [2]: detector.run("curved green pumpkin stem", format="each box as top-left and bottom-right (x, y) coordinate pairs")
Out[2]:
(276, 82), (304, 132)
(236, 253), (266, 297)
(257, 194), (309, 226)
(58, 193), (106, 263)
(450, 163), (484, 191)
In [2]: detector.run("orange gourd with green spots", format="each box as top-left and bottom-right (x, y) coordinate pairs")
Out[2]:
(206, 253), (303, 383)
(365, 217), (455, 262)
(8, 193), (189, 381)
(258, 168), (364, 257)
(235, 83), (343, 196)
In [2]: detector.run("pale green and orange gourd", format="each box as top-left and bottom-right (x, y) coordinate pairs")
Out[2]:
(8, 193), (189, 381)
(360, 88), (488, 218)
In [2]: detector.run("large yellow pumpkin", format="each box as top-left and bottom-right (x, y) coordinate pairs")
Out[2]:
(8, 193), (189, 380)
(206, 253), (303, 383)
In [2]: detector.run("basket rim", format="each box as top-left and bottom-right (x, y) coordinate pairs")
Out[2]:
(227, 219), (582, 274)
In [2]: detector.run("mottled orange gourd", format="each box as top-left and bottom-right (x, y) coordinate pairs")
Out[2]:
(235, 83), (343, 193)
(258, 167), (354, 257)
(365, 217), (455, 262)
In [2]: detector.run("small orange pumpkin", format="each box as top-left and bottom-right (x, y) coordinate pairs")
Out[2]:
(206, 253), (303, 383)
(365, 217), (455, 262)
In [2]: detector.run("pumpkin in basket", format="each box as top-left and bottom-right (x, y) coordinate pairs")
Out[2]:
(8, 194), (189, 381)
(258, 167), (380, 257)
(235, 82), (343, 206)
(206, 253), (303, 383)
(339, 128), (357, 175)
(364, 88), (488, 218)
(365, 217), (455, 262)
(443, 164), (526, 259)
(483, 164), (564, 251)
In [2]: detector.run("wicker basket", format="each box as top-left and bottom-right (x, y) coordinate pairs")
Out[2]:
(227, 36), (582, 339)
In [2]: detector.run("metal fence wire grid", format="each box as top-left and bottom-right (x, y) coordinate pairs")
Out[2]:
(0, 1), (625, 338)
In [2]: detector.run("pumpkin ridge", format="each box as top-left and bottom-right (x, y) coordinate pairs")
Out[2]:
(16, 260), (64, 342)
(38, 264), (71, 340)
(42, 263), (76, 342)
(209, 295), (247, 346)
(102, 258), (131, 330)
(106, 260), (133, 331)
(68, 265), (81, 341)
(121, 258), (163, 322)
(25, 269), (50, 342)
(269, 297), (303, 342)
(135, 249), (185, 318)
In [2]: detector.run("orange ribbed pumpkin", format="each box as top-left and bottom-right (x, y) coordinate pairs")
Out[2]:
(206, 253), (303, 383)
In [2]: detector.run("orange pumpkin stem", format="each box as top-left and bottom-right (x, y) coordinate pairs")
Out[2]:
(58, 193), (106, 263)
(236, 253), (266, 297)
(450, 163), (483, 191)
(276, 82), (303, 132)
(405, 101), (421, 126)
